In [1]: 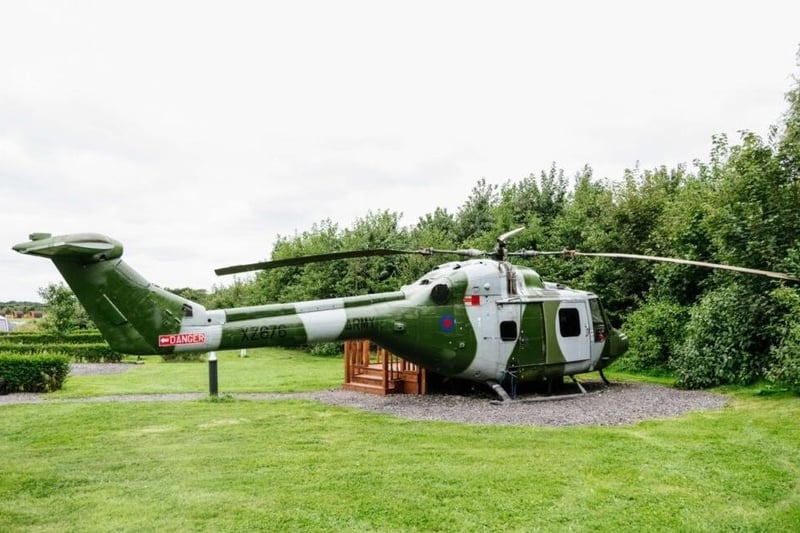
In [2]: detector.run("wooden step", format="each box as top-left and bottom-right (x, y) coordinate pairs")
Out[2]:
(350, 373), (388, 386)
(343, 382), (395, 395)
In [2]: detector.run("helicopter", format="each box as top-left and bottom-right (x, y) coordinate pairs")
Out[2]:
(12, 229), (799, 400)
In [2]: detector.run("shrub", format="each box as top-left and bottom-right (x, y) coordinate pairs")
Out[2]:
(766, 287), (800, 391)
(672, 284), (772, 388)
(160, 352), (205, 362)
(0, 331), (105, 345)
(0, 353), (71, 392)
(0, 343), (123, 362)
(618, 299), (688, 372)
(308, 342), (343, 356)
(768, 326), (800, 391)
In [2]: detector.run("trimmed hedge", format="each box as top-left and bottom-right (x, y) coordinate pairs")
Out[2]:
(0, 343), (123, 363)
(0, 354), (71, 393)
(0, 331), (105, 345)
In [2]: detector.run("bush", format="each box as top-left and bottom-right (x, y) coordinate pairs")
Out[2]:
(672, 284), (772, 389)
(160, 352), (205, 362)
(0, 343), (123, 362)
(768, 326), (800, 391)
(0, 353), (71, 392)
(766, 287), (800, 391)
(308, 342), (343, 356)
(618, 299), (688, 372)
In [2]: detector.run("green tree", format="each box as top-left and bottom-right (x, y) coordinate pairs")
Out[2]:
(38, 283), (84, 335)
(337, 210), (410, 295)
(454, 178), (499, 247)
(649, 169), (717, 305)
(776, 49), (800, 187)
(207, 279), (252, 309)
(166, 287), (209, 306)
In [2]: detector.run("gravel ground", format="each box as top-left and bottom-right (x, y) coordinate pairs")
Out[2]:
(0, 364), (727, 426)
(68, 363), (135, 376)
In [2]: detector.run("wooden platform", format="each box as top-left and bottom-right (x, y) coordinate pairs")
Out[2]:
(343, 340), (426, 395)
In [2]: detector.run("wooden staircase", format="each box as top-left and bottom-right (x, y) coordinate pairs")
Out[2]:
(343, 340), (426, 395)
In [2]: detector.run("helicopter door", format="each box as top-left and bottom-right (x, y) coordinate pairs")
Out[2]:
(554, 302), (591, 362)
(513, 302), (546, 367)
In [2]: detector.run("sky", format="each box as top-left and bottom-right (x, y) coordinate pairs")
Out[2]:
(1, 1), (799, 303)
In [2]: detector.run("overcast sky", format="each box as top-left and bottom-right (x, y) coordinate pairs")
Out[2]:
(1, 1), (799, 303)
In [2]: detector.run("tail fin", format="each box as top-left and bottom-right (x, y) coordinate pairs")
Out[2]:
(13, 233), (200, 354)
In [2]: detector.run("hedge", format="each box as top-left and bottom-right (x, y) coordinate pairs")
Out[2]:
(0, 354), (71, 393)
(0, 331), (105, 345)
(0, 343), (123, 363)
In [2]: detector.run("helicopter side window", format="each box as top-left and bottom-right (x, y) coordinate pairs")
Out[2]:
(558, 308), (581, 337)
(589, 298), (607, 342)
(500, 321), (518, 341)
(182, 303), (193, 318)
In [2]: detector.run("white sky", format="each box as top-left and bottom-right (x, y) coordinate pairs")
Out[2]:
(1, 0), (799, 302)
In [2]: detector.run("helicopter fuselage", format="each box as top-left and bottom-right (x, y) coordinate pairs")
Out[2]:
(13, 233), (628, 390)
(197, 258), (628, 385)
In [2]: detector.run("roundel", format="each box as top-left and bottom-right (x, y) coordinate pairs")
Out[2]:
(430, 283), (451, 305)
(440, 314), (456, 333)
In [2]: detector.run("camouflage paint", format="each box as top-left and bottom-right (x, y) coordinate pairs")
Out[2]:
(13, 233), (628, 388)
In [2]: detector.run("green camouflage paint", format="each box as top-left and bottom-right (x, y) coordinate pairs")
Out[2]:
(13, 232), (628, 389)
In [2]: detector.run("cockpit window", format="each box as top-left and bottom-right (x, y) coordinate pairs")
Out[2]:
(589, 299), (605, 329)
(589, 298), (608, 342)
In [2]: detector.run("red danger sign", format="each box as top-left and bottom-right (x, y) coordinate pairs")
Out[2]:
(158, 332), (206, 347)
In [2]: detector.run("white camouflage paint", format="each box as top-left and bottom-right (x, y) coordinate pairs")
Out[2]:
(295, 298), (348, 343)
(458, 261), (518, 382)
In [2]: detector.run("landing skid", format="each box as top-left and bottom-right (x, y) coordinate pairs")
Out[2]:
(486, 380), (512, 402)
(489, 374), (608, 404)
(570, 375), (587, 394)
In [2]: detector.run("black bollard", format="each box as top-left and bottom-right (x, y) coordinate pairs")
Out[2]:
(208, 351), (218, 397)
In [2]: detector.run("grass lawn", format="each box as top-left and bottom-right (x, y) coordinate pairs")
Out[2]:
(1, 348), (799, 531)
(50, 348), (343, 397)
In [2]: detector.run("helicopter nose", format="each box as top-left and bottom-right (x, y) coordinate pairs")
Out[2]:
(606, 329), (629, 360)
(618, 331), (629, 355)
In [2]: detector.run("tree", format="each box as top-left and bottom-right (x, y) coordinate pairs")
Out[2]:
(166, 287), (209, 306)
(38, 283), (87, 335)
(454, 178), (499, 247)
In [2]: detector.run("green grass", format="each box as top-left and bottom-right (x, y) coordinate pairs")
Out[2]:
(1, 350), (799, 531)
(50, 348), (343, 398)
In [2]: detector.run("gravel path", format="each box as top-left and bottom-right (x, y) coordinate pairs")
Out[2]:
(0, 364), (727, 426)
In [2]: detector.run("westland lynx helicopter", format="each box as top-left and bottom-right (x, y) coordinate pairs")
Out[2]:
(13, 230), (799, 399)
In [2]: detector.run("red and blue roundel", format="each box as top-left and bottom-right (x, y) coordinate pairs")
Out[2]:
(440, 314), (456, 333)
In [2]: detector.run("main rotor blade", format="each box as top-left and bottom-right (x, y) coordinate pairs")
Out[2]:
(497, 227), (525, 244)
(561, 251), (800, 281)
(215, 249), (424, 275)
(215, 247), (492, 275)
